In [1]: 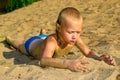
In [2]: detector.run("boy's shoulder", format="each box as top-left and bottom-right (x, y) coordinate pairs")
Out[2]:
(46, 33), (57, 44)
(43, 33), (58, 50)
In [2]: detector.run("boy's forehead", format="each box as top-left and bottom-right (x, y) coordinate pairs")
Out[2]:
(60, 17), (83, 30)
(63, 17), (82, 25)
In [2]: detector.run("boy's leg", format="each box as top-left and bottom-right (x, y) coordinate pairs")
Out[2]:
(6, 36), (28, 55)
(6, 36), (23, 49)
(19, 44), (28, 55)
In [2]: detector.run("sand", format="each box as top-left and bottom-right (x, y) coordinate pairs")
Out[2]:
(0, 0), (120, 80)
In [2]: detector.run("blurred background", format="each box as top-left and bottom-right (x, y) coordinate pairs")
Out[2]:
(0, 0), (40, 12)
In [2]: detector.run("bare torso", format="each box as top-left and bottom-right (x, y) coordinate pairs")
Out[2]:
(29, 34), (73, 59)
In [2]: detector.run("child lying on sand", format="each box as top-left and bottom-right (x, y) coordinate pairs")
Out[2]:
(6, 7), (116, 72)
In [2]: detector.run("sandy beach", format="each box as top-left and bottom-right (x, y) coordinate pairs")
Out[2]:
(0, 0), (120, 80)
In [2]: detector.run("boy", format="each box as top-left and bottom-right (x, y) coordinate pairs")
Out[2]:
(6, 7), (115, 72)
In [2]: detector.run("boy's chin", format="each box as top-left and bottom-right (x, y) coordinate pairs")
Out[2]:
(69, 42), (75, 45)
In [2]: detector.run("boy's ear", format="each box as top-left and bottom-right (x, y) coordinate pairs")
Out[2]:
(56, 23), (61, 32)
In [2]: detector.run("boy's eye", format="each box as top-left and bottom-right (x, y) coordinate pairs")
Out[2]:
(77, 31), (80, 34)
(67, 31), (73, 34)
(67, 31), (81, 34)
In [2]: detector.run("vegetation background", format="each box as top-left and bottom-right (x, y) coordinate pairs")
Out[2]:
(0, 0), (40, 12)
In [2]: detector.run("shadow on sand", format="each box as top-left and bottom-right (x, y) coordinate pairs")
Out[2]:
(1, 40), (40, 66)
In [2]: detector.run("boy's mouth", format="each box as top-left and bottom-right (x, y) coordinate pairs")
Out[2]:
(70, 40), (76, 44)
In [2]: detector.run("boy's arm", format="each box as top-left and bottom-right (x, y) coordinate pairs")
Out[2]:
(40, 36), (69, 68)
(75, 37), (116, 66)
(75, 37), (104, 60)
(40, 36), (89, 72)
(40, 57), (69, 69)
(41, 57), (90, 72)
(75, 37), (92, 56)
(87, 51), (116, 66)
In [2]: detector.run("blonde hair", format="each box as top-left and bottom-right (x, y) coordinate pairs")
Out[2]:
(56, 7), (82, 37)
(56, 7), (81, 25)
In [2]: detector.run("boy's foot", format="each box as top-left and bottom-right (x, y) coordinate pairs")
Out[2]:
(40, 29), (46, 34)
(5, 36), (16, 49)
(5, 36), (14, 45)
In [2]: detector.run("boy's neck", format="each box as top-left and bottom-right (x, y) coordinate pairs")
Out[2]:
(57, 33), (68, 48)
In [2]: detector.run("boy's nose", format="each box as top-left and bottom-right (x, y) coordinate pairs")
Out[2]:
(72, 34), (77, 39)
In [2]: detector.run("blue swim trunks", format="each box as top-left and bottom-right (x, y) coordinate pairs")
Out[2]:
(24, 34), (48, 56)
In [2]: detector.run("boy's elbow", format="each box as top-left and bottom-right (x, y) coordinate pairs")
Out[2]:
(40, 58), (46, 67)
(83, 49), (92, 56)
(40, 57), (51, 67)
(82, 51), (91, 57)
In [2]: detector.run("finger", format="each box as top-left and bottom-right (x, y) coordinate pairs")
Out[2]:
(77, 65), (90, 72)
(80, 60), (89, 64)
(106, 55), (112, 60)
(106, 60), (115, 66)
(82, 66), (90, 72)
(109, 55), (113, 59)
(78, 56), (89, 64)
(106, 55), (114, 61)
(105, 55), (110, 59)
(110, 60), (116, 66)
(104, 55), (113, 62)
(110, 62), (115, 66)
(106, 58), (113, 62)
(77, 64), (90, 72)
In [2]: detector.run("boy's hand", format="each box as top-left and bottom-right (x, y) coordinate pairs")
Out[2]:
(100, 54), (116, 66)
(67, 57), (90, 72)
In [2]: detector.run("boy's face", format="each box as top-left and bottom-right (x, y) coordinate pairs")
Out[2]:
(59, 17), (83, 45)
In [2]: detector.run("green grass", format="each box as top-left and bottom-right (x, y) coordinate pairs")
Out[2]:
(5, 0), (41, 12)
